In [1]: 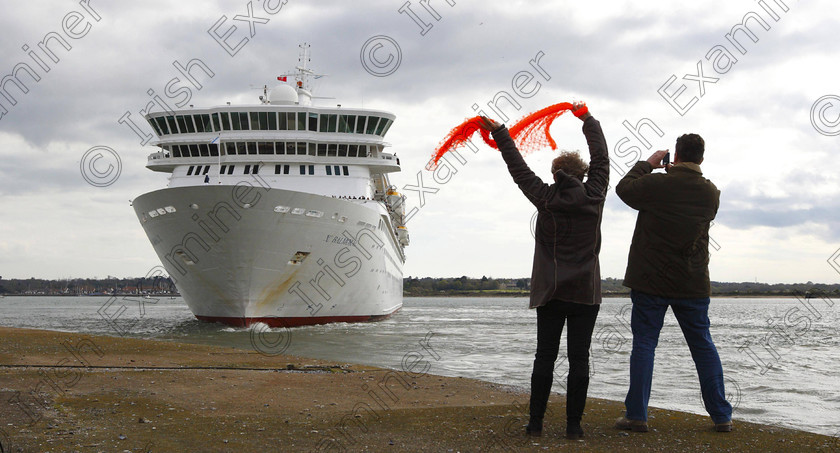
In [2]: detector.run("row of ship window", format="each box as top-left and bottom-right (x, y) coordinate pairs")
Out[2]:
(147, 111), (393, 137)
(163, 142), (381, 158)
(185, 164), (351, 176)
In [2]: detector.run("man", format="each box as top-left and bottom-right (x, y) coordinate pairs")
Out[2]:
(479, 102), (609, 440)
(615, 134), (733, 433)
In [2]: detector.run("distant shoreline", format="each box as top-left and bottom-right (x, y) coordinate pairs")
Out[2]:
(0, 293), (180, 297)
(4, 277), (837, 299)
(404, 292), (817, 298)
(0, 292), (824, 299)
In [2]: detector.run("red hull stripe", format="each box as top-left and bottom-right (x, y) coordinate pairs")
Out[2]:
(195, 312), (396, 328)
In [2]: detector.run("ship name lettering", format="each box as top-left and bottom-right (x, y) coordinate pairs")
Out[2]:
(325, 235), (355, 246)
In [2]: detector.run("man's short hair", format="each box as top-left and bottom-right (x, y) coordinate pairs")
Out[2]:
(551, 151), (588, 182)
(675, 133), (705, 164)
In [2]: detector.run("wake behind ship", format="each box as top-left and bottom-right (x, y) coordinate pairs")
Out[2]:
(132, 48), (408, 327)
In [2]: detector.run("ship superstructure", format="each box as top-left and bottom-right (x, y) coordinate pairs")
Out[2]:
(133, 46), (408, 327)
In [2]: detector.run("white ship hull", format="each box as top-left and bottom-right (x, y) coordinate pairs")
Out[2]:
(133, 185), (404, 327)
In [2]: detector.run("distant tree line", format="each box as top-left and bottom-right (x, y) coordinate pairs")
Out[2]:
(0, 275), (177, 296)
(708, 280), (840, 297)
(403, 276), (840, 297)
(404, 276), (526, 296)
(1, 275), (838, 298)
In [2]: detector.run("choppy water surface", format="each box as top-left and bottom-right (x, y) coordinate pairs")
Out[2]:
(1, 296), (838, 435)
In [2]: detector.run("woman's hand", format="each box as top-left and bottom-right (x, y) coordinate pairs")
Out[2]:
(478, 116), (502, 132)
(573, 101), (591, 121)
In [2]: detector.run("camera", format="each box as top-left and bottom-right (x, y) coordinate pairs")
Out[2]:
(662, 152), (670, 166)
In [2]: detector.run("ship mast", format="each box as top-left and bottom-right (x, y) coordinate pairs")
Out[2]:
(296, 42), (313, 92)
(271, 43), (328, 107)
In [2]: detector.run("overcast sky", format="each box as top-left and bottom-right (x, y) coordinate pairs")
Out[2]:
(1, 0), (838, 284)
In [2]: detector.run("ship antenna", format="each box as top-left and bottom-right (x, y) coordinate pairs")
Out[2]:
(297, 42), (312, 91)
(272, 43), (329, 106)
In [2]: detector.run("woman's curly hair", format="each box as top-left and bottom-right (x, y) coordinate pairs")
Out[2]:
(551, 151), (589, 181)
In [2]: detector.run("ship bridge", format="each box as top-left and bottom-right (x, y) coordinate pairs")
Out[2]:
(144, 104), (397, 172)
(142, 101), (400, 198)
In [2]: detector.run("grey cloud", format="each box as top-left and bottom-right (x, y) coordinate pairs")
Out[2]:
(717, 177), (840, 239)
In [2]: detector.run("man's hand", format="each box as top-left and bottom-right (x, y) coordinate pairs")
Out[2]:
(646, 150), (670, 169)
(478, 116), (502, 132)
(573, 101), (591, 121)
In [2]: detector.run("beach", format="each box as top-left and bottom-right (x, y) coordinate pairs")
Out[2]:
(0, 327), (836, 452)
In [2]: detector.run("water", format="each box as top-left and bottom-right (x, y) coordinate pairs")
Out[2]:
(1, 295), (838, 436)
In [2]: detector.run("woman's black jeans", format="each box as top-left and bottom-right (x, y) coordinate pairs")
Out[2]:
(529, 299), (600, 426)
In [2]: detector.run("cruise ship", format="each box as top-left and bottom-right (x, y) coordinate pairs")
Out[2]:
(132, 48), (408, 327)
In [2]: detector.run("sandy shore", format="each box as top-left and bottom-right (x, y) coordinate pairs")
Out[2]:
(0, 327), (836, 452)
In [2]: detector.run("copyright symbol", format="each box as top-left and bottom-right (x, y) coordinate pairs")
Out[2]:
(249, 322), (292, 356)
(530, 210), (538, 239)
(810, 95), (840, 136)
(360, 35), (401, 77)
(0, 427), (10, 453)
(700, 375), (742, 413)
(725, 376), (742, 411)
(831, 430), (840, 453)
(81, 145), (122, 187)
(531, 211), (572, 246)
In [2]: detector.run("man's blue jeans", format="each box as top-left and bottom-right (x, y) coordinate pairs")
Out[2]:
(624, 290), (732, 424)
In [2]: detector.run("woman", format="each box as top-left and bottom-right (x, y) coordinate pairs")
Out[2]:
(479, 102), (608, 439)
